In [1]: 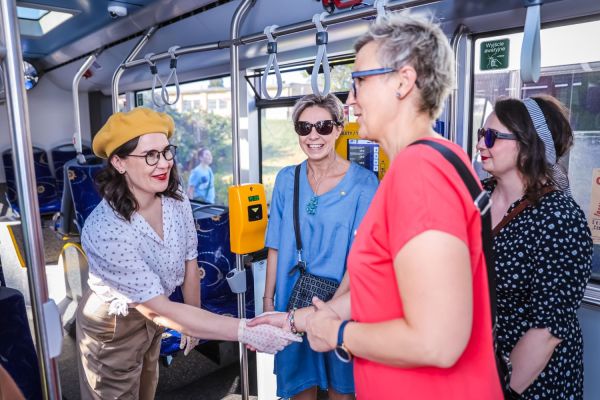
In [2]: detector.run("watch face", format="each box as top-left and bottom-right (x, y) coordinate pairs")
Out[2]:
(335, 346), (352, 363)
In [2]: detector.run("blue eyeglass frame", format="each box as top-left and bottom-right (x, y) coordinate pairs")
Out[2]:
(350, 67), (395, 96)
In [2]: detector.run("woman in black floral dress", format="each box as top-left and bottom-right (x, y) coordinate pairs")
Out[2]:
(477, 95), (593, 399)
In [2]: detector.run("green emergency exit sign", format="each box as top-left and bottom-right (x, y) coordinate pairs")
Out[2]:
(480, 39), (509, 71)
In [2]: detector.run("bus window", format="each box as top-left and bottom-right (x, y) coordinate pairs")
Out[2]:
(261, 106), (306, 203)
(136, 77), (233, 205)
(472, 20), (600, 282)
(258, 63), (354, 203)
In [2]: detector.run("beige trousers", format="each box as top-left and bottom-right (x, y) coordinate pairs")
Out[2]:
(76, 290), (163, 400)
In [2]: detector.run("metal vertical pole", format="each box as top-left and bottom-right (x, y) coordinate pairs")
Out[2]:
(72, 53), (97, 162)
(230, 1), (256, 399)
(112, 26), (157, 113)
(448, 24), (468, 143)
(0, 0), (62, 398)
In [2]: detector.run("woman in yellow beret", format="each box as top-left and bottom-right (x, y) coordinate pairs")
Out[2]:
(75, 107), (300, 399)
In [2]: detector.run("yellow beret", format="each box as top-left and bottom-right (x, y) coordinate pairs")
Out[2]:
(92, 107), (175, 159)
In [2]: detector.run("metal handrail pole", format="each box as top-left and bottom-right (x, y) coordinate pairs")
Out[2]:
(230, 1), (256, 400)
(239, 0), (438, 44)
(448, 24), (468, 143)
(111, 25), (158, 113)
(118, 0), (439, 74)
(122, 42), (226, 69)
(72, 53), (98, 159)
(0, 0), (62, 398)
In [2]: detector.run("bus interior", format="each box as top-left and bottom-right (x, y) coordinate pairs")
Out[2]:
(0, 0), (599, 398)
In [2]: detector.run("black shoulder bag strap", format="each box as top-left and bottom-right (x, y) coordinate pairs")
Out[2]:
(410, 140), (496, 328)
(411, 140), (513, 395)
(292, 164), (306, 272)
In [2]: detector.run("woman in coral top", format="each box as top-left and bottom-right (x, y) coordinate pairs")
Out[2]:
(251, 12), (503, 400)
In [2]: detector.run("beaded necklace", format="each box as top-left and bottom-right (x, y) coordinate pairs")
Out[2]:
(306, 153), (337, 215)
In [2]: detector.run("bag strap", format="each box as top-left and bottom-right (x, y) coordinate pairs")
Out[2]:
(293, 165), (303, 260)
(492, 185), (556, 237)
(410, 140), (497, 326)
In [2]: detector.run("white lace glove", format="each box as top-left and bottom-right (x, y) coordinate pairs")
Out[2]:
(238, 318), (302, 354)
(179, 334), (200, 356)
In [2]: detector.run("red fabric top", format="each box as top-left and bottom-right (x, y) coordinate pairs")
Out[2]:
(348, 138), (502, 400)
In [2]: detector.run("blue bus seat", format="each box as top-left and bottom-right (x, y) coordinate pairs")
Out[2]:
(50, 143), (92, 198)
(161, 203), (255, 357)
(2, 147), (62, 216)
(0, 287), (42, 399)
(60, 156), (105, 235)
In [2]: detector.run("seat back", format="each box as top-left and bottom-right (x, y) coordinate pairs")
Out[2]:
(51, 143), (92, 198)
(0, 287), (42, 399)
(62, 156), (105, 233)
(161, 203), (255, 356)
(191, 203), (254, 317)
(2, 147), (61, 215)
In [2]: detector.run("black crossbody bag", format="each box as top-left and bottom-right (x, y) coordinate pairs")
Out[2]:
(286, 164), (340, 311)
(410, 140), (514, 398)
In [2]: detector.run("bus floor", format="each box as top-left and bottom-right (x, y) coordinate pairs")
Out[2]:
(20, 260), (259, 399)
(56, 324), (260, 400)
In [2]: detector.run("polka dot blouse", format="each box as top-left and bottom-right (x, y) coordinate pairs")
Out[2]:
(82, 193), (198, 316)
(484, 180), (593, 399)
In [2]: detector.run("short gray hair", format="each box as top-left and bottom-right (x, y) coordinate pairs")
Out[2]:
(292, 93), (345, 124)
(354, 12), (455, 119)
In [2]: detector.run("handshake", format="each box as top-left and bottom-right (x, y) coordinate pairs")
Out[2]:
(238, 312), (300, 354)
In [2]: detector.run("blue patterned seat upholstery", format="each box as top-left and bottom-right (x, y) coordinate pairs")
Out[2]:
(2, 147), (62, 215)
(51, 143), (92, 199)
(60, 156), (105, 235)
(161, 204), (255, 356)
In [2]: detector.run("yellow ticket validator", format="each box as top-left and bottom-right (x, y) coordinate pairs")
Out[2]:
(229, 184), (267, 254)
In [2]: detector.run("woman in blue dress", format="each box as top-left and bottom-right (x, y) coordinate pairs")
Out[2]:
(263, 93), (379, 400)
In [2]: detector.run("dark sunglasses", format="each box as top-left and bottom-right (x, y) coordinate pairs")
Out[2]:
(294, 120), (341, 136)
(128, 144), (177, 166)
(477, 128), (517, 148)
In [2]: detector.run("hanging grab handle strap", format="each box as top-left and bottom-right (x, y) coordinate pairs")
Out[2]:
(161, 46), (181, 105)
(374, 0), (389, 20)
(311, 12), (331, 96)
(145, 53), (165, 108)
(521, 0), (543, 83)
(261, 25), (283, 100)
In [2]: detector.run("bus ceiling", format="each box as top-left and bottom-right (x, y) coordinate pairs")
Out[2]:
(17, 0), (600, 95)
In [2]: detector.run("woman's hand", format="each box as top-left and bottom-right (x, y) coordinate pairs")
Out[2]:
(306, 297), (341, 352)
(180, 334), (200, 356)
(238, 318), (301, 354)
(247, 311), (289, 330)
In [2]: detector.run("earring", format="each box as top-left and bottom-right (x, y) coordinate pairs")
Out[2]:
(396, 83), (403, 98)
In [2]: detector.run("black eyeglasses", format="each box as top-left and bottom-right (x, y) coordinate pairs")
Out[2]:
(294, 120), (341, 136)
(128, 144), (177, 166)
(477, 128), (517, 148)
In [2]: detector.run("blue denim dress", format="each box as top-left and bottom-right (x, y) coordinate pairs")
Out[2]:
(265, 161), (378, 398)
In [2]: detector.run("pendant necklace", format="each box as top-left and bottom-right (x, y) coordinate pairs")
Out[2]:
(306, 153), (337, 215)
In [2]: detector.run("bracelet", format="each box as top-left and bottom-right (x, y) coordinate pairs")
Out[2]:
(262, 296), (274, 301)
(288, 307), (304, 336)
